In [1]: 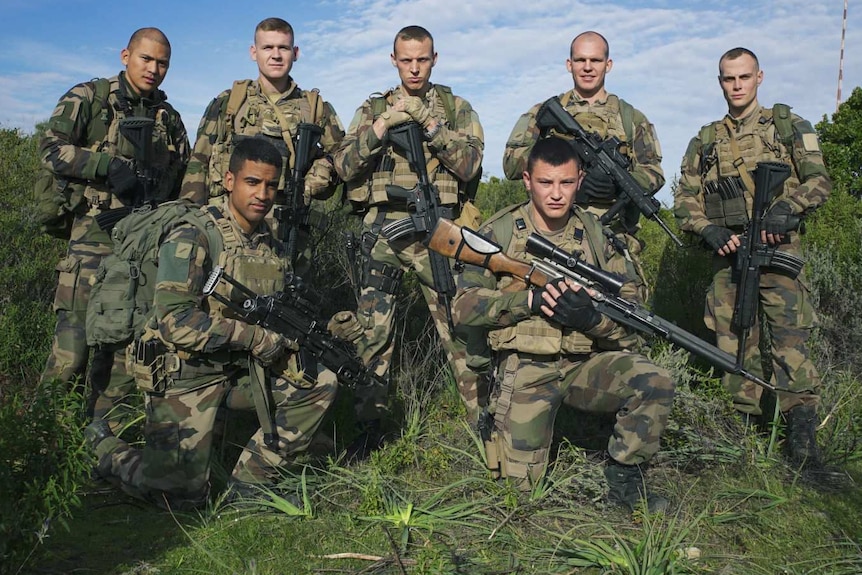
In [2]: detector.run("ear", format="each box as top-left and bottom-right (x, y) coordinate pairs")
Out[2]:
(756, 69), (764, 86)
(566, 58), (574, 74)
(224, 170), (235, 193)
(249, 44), (257, 62)
(293, 46), (300, 61)
(120, 48), (130, 66)
(522, 170), (532, 193)
(605, 58), (613, 73)
(431, 52), (438, 67)
(390, 52), (397, 68)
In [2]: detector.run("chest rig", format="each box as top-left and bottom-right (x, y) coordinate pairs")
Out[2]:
(699, 105), (798, 230)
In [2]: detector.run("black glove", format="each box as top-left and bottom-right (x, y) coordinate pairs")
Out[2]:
(576, 169), (617, 203)
(701, 225), (735, 252)
(107, 158), (139, 205)
(530, 286), (551, 315)
(550, 287), (601, 332)
(763, 201), (797, 236)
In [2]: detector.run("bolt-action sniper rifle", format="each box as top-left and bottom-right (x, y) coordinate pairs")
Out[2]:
(95, 116), (157, 232)
(535, 96), (682, 247)
(378, 121), (457, 324)
(427, 217), (793, 393)
(203, 265), (385, 390)
(731, 161), (803, 369)
(273, 122), (324, 269)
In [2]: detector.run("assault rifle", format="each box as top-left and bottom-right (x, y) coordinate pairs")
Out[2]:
(731, 161), (802, 368)
(203, 265), (385, 390)
(379, 121), (456, 322)
(427, 218), (782, 392)
(95, 116), (157, 232)
(535, 96), (682, 247)
(273, 123), (324, 269)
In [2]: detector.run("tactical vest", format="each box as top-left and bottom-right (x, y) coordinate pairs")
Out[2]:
(487, 204), (618, 355)
(363, 85), (463, 207)
(207, 79), (323, 198)
(698, 104), (798, 230)
(553, 91), (636, 159)
(84, 75), (182, 211)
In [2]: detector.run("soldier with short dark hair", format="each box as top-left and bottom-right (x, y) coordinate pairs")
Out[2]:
(39, 27), (189, 417)
(85, 138), (342, 509)
(454, 137), (674, 513)
(333, 25), (485, 441)
(674, 48), (831, 468)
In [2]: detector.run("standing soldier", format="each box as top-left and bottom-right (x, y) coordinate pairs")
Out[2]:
(181, 17), (344, 275)
(503, 31), (663, 300)
(38, 28), (189, 416)
(333, 25), (485, 441)
(85, 138), (343, 508)
(454, 137), (674, 513)
(674, 47), (830, 468)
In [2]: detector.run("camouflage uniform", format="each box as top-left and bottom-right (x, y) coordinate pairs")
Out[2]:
(93, 197), (337, 507)
(503, 90), (663, 300)
(40, 73), (189, 415)
(181, 78), (344, 274)
(674, 104), (830, 415)
(333, 85), (485, 420)
(452, 202), (675, 485)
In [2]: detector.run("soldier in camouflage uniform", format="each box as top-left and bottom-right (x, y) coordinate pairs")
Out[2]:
(454, 137), (674, 513)
(674, 47), (830, 468)
(333, 26), (485, 432)
(181, 17), (344, 275)
(503, 32), (662, 301)
(40, 28), (190, 417)
(85, 139), (342, 508)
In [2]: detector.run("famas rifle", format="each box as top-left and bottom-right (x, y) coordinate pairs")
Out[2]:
(203, 265), (385, 391)
(731, 161), (803, 369)
(535, 96), (682, 247)
(95, 116), (157, 232)
(378, 121), (457, 323)
(273, 122), (325, 269)
(427, 218), (782, 392)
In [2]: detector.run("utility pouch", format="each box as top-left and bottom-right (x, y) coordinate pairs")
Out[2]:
(131, 338), (171, 394)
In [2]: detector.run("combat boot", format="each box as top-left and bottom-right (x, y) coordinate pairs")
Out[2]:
(784, 405), (823, 469)
(84, 419), (114, 451)
(604, 461), (668, 514)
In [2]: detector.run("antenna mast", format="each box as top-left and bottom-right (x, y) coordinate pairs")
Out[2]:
(837, 0), (848, 111)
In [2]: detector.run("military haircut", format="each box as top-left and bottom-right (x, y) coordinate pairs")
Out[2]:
(570, 31), (609, 59)
(394, 25), (434, 53)
(228, 137), (284, 175)
(719, 47), (760, 72)
(527, 136), (581, 174)
(255, 17), (294, 41)
(128, 27), (171, 52)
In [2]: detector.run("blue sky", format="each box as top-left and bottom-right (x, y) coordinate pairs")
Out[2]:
(2, 0), (859, 206)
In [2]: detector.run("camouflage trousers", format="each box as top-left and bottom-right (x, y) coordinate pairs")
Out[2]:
(352, 209), (486, 422)
(92, 346), (138, 433)
(41, 216), (120, 414)
(705, 251), (820, 415)
(94, 360), (337, 508)
(489, 349), (675, 486)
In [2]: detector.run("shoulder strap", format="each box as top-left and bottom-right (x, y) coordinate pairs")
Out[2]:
(370, 93), (389, 118)
(571, 208), (610, 267)
(772, 103), (794, 147)
(485, 205), (521, 253)
(85, 77), (112, 144)
(219, 80), (252, 141)
(699, 122), (716, 148)
(434, 84), (457, 127)
(304, 89), (324, 123)
(616, 97), (635, 144)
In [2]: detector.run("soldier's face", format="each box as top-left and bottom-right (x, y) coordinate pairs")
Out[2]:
(225, 160), (279, 233)
(718, 54), (763, 117)
(567, 36), (612, 99)
(524, 158), (584, 232)
(251, 30), (299, 83)
(120, 37), (170, 96)
(391, 38), (437, 96)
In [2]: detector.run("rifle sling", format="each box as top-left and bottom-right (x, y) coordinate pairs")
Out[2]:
(723, 118), (757, 193)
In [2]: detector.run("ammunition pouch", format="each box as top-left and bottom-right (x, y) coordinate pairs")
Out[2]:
(360, 230), (404, 294)
(129, 338), (172, 394)
(704, 176), (750, 229)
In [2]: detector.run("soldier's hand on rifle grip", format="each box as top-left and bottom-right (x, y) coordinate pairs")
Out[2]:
(702, 225), (740, 256)
(577, 169), (617, 203)
(249, 326), (299, 366)
(107, 157), (138, 205)
(762, 200), (794, 245)
(552, 283), (601, 332)
(401, 96), (433, 126)
(374, 110), (413, 138)
(327, 310), (364, 343)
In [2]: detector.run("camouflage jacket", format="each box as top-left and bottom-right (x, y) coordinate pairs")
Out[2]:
(41, 72), (190, 211)
(333, 84), (483, 208)
(181, 77), (344, 205)
(152, 197), (284, 357)
(502, 89), (664, 195)
(452, 202), (637, 355)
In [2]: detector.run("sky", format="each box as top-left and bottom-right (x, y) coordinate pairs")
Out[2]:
(1, 0), (859, 206)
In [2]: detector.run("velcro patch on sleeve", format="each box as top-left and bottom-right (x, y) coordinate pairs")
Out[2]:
(801, 133), (821, 152)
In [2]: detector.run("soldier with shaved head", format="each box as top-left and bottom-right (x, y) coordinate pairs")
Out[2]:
(674, 48), (831, 469)
(38, 27), (189, 421)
